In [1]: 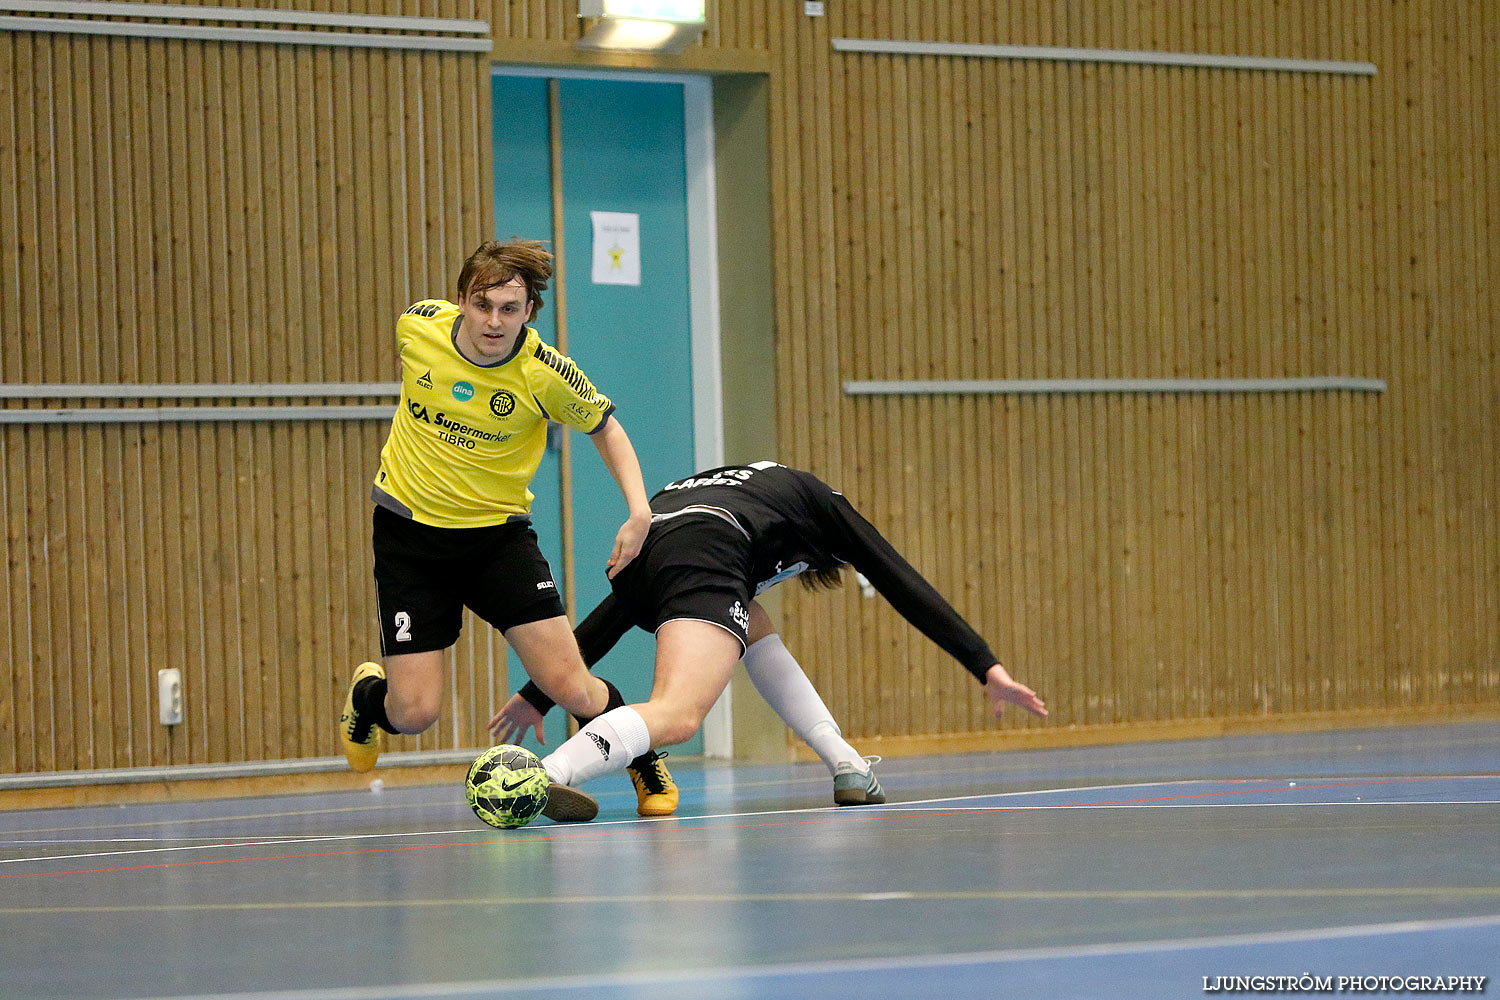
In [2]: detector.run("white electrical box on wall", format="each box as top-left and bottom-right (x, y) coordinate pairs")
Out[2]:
(158, 668), (183, 725)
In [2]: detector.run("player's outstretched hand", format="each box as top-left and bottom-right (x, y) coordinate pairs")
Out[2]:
(606, 512), (651, 579)
(489, 692), (546, 744)
(985, 663), (1048, 719)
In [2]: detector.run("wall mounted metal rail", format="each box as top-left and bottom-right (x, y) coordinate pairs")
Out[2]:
(843, 377), (1387, 397)
(0, 0), (492, 51)
(0, 382), (400, 424)
(831, 38), (1376, 76)
(0, 748), (481, 790)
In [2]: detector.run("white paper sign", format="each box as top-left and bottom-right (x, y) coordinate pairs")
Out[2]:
(590, 211), (641, 286)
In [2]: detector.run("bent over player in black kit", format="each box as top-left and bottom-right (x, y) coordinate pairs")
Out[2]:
(491, 461), (1047, 808)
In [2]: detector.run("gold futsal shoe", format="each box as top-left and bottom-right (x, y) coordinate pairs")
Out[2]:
(339, 661), (385, 773)
(627, 750), (679, 816)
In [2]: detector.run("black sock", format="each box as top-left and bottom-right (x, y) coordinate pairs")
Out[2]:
(353, 676), (398, 735)
(571, 678), (624, 727)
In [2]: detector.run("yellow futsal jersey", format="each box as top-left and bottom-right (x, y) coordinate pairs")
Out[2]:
(372, 299), (615, 528)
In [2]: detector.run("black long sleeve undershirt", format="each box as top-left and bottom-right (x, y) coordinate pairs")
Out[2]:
(814, 492), (998, 682)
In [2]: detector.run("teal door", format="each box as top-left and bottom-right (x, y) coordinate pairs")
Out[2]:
(489, 77), (565, 581)
(492, 71), (702, 755)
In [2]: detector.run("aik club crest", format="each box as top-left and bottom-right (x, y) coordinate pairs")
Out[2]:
(489, 391), (516, 417)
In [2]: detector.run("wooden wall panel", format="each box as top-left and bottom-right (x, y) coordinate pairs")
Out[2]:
(0, 6), (501, 773)
(769, 0), (1499, 745)
(2, 1), (1497, 777)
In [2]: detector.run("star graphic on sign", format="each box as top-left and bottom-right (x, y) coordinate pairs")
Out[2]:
(609, 244), (624, 269)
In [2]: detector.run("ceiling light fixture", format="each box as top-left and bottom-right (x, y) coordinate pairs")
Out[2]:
(576, 0), (706, 54)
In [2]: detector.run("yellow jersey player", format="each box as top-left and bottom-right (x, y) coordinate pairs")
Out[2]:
(339, 238), (676, 820)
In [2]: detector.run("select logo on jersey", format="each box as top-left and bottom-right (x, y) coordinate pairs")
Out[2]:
(489, 390), (517, 418)
(452, 381), (475, 402)
(416, 369), (433, 390)
(729, 600), (750, 634)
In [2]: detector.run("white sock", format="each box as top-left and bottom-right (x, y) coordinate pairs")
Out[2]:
(541, 706), (652, 786)
(743, 634), (865, 775)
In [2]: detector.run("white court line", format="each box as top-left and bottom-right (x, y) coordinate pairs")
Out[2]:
(838, 776), (1500, 813)
(0, 797), (1041, 867)
(123, 913), (1500, 1000)
(879, 775), (1500, 810)
(0, 807), (766, 866)
(0, 829), (482, 867)
(0, 797), (456, 837)
(882, 800), (1500, 811)
(0, 782), (1230, 866)
(3, 837), (331, 845)
(5, 777), (1495, 868)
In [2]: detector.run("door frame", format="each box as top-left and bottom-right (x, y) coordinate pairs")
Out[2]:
(491, 65), (731, 756)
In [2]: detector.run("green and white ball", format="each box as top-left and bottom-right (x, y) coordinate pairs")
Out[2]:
(465, 744), (549, 829)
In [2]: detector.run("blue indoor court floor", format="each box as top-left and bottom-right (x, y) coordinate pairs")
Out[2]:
(2, 721), (1497, 1000)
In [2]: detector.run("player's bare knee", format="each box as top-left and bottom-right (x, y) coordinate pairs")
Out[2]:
(387, 695), (440, 734)
(651, 707), (705, 747)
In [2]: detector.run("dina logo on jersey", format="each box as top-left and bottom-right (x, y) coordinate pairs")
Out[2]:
(489, 390), (516, 418)
(452, 381), (474, 402)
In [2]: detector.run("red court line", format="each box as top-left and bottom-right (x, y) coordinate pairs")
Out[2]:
(0, 840), (492, 879)
(4, 776), (1485, 881)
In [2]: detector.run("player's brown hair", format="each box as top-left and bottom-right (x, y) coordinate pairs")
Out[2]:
(456, 238), (553, 313)
(800, 565), (846, 591)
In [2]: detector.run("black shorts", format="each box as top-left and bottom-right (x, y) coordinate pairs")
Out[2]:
(371, 505), (565, 656)
(609, 513), (753, 652)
